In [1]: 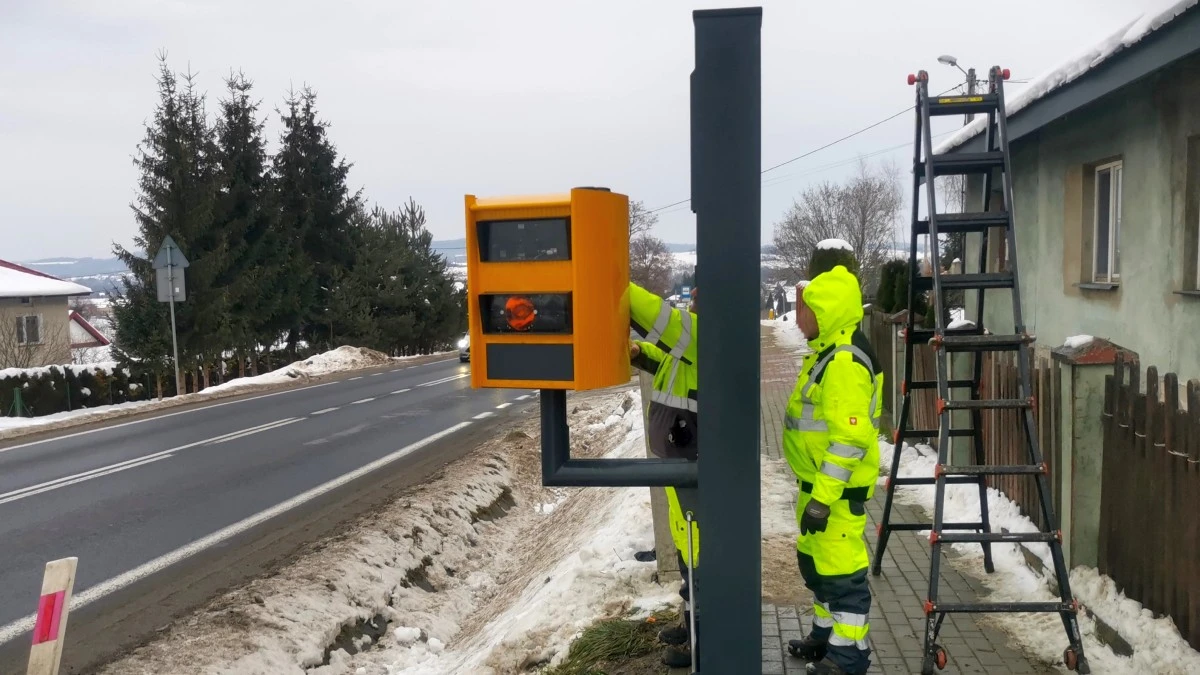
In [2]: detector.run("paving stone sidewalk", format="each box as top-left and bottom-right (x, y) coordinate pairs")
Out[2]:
(758, 324), (1057, 674)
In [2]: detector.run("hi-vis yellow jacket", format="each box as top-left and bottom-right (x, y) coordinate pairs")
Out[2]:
(629, 283), (697, 461)
(782, 266), (883, 506)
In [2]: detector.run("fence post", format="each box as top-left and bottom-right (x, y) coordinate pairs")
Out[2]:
(26, 557), (78, 675)
(1051, 338), (1135, 568)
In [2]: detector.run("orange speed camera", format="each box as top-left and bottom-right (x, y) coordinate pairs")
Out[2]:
(464, 188), (631, 390)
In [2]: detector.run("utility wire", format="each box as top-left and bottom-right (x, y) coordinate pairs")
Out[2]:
(647, 82), (967, 214)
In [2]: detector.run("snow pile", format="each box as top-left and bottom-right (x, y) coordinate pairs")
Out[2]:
(936, 0), (1198, 154)
(947, 318), (976, 330)
(202, 346), (393, 395)
(761, 457), (799, 538)
(879, 440), (1200, 674)
(763, 310), (811, 358)
(1063, 335), (1095, 350)
(816, 238), (853, 251)
(0, 262), (92, 297)
(0, 400), (157, 433)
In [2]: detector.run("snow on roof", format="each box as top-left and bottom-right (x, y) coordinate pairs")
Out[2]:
(935, 0), (1198, 155)
(0, 260), (92, 298)
(816, 238), (852, 251)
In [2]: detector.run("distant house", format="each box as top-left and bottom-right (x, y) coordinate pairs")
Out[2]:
(68, 310), (111, 350)
(943, 1), (1200, 376)
(0, 259), (92, 368)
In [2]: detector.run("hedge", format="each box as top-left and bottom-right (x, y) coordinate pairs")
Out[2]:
(0, 364), (156, 418)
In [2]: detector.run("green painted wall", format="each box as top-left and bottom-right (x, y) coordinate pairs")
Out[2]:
(965, 52), (1200, 379)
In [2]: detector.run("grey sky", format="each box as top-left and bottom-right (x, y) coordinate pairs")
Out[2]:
(1, 0), (1157, 261)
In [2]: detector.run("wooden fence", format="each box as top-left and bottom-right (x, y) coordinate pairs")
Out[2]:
(1099, 356), (1200, 650)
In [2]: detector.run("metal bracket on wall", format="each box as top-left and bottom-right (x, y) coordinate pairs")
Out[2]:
(539, 390), (698, 488)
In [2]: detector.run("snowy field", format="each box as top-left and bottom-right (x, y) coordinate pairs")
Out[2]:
(0, 347), (438, 438)
(880, 441), (1200, 674)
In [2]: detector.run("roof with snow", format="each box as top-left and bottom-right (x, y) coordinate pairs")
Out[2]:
(0, 260), (92, 298)
(936, 0), (1199, 155)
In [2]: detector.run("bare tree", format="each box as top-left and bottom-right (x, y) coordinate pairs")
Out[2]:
(629, 200), (659, 239)
(629, 234), (675, 294)
(772, 158), (902, 292)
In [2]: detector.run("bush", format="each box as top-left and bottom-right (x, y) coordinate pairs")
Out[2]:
(808, 243), (860, 280)
(875, 259), (907, 313)
(0, 364), (156, 418)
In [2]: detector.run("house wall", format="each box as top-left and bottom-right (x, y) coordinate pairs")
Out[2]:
(0, 296), (72, 368)
(966, 51), (1200, 378)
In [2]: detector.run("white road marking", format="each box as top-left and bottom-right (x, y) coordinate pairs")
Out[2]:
(515, 395), (531, 401)
(349, 376), (363, 381)
(391, 388), (411, 395)
(0, 380), (344, 454)
(495, 403), (512, 409)
(370, 373), (384, 377)
(311, 407), (340, 416)
(349, 398), (376, 405)
(0, 421), (474, 646)
(473, 412), (494, 420)
(0, 455), (172, 506)
(209, 418), (302, 444)
(417, 373), (469, 387)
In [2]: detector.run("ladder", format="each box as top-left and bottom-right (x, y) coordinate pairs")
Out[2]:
(872, 67), (1090, 675)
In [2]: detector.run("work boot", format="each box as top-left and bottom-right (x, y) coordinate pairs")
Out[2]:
(805, 657), (867, 675)
(787, 636), (828, 662)
(661, 644), (693, 668)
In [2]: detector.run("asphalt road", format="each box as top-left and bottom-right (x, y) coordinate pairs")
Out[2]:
(0, 356), (537, 673)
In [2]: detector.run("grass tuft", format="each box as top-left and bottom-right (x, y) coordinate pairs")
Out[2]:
(539, 609), (679, 675)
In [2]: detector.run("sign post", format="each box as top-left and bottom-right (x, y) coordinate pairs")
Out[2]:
(25, 557), (78, 675)
(153, 235), (189, 396)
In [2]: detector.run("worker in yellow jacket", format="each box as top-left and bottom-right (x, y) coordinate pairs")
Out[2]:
(782, 266), (882, 675)
(629, 282), (699, 669)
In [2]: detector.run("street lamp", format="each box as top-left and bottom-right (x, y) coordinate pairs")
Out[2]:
(937, 54), (969, 78)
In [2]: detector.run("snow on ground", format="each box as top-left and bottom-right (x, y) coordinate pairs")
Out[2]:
(762, 310), (812, 358)
(879, 440), (1200, 674)
(935, 0), (1197, 154)
(202, 346), (393, 395)
(99, 388), (678, 675)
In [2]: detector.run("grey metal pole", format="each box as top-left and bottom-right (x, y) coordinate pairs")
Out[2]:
(691, 8), (762, 673)
(167, 247), (182, 395)
(685, 510), (698, 673)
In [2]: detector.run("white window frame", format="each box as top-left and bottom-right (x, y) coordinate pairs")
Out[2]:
(16, 314), (43, 345)
(1092, 160), (1123, 284)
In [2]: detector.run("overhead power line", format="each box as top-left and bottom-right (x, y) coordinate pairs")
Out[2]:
(647, 82), (966, 214)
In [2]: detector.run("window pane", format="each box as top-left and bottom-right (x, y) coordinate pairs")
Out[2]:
(1113, 166), (1122, 276)
(25, 316), (40, 344)
(15, 316), (24, 344)
(1095, 169), (1111, 280)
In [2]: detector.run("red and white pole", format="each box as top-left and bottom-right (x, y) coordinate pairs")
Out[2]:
(26, 557), (77, 675)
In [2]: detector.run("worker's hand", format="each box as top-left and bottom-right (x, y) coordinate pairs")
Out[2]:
(630, 342), (640, 359)
(800, 499), (830, 535)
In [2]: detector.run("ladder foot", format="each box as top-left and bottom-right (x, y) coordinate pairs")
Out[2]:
(921, 644), (948, 673)
(1063, 647), (1089, 673)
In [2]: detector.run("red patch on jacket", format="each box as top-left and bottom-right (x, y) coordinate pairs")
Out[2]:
(849, 417), (858, 426)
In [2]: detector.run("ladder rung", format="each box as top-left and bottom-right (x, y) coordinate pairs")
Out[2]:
(914, 211), (1009, 235)
(906, 379), (976, 390)
(940, 464), (1045, 476)
(899, 428), (977, 438)
(916, 151), (1006, 178)
(935, 531), (1058, 545)
(942, 398), (1032, 411)
(939, 334), (1031, 352)
(914, 272), (1015, 291)
(927, 93), (999, 117)
(886, 522), (984, 532)
(932, 602), (1073, 614)
(908, 327), (983, 342)
(890, 476), (982, 486)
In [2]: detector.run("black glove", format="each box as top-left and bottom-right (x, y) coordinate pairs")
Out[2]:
(800, 500), (830, 535)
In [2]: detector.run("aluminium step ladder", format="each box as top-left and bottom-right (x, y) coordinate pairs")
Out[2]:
(871, 67), (1090, 675)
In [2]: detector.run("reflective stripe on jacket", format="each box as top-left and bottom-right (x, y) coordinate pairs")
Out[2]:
(630, 283), (698, 461)
(782, 266), (883, 506)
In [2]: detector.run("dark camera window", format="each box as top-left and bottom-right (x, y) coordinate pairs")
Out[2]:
(479, 293), (572, 334)
(477, 218), (571, 262)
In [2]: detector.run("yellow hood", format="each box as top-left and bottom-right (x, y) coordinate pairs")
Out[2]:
(802, 265), (863, 346)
